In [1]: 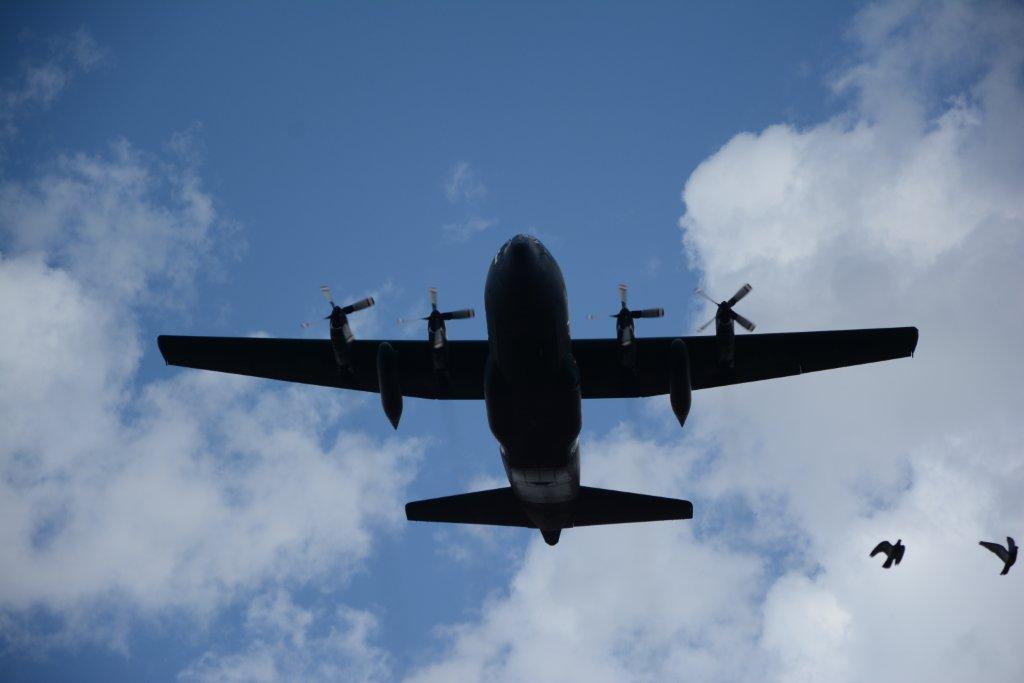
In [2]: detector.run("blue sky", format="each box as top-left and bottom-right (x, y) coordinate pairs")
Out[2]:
(2, 2), (1023, 682)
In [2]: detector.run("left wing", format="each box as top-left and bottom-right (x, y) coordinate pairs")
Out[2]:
(574, 327), (918, 398)
(157, 336), (487, 399)
(979, 541), (1009, 563)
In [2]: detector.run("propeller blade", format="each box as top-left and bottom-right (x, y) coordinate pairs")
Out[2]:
(732, 311), (756, 332)
(697, 316), (715, 332)
(586, 314), (600, 320)
(618, 283), (628, 306)
(396, 317), (424, 325)
(300, 321), (315, 329)
(726, 283), (752, 307)
(320, 285), (334, 305)
(429, 287), (438, 308)
(432, 327), (445, 349)
(341, 321), (355, 343)
(620, 326), (633, 347)
(694, 288), (719, 306)
(442, 309), (475, 320)
(341, 296), (375, 314)
(631, 307), (664, 319)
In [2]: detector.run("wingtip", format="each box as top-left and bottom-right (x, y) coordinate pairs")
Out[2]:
(156, 335), (172, 365)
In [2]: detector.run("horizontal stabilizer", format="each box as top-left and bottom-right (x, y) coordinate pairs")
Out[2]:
(572, 486), (693, 526)
(406, 487), (531, 527)
(405, 486), (692, 528)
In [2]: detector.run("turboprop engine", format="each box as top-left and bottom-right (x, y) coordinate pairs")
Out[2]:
(302, 285), (375, 370)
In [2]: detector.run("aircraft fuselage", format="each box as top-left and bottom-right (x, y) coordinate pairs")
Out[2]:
(483, 235), (582, 535)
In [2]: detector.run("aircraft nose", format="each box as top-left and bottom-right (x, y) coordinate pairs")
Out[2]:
(505, 235), (536, 262)
(504, 234), (540, 266)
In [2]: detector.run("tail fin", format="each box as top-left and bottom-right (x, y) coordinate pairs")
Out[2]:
(405, 486), (692, 528)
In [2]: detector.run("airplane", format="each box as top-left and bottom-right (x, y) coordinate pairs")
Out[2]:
(157, 234), (918, 546)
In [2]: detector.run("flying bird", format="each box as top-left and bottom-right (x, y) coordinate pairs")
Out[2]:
(978, 537), (1017, 575)
(870, 539), (906, 568)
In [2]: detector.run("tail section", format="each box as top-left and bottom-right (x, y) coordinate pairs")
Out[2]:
(405, 487), (532, 527)
(571, 486), (693, 526)
(405, 486), (693, 544)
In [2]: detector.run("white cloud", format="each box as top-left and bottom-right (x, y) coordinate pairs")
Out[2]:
(406, 2), (1024, 682)
(0, 28), (106, 152)
(441, 162), (494, 242)
(179, 591), (391, 682)
(0, 136), (421, 654)
(405, 430), (769, 683)
(441, 216), (495, 243)
(444, 162), (486, 204)
(0, 137), (237, 309)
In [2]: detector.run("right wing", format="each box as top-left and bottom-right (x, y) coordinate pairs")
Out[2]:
(157, 336), (487, 399)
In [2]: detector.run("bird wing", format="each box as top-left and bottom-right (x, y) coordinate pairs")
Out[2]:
(870, 541), (892, 557)
(979, 541), (1009, 563)
(894, 544), (905, 564)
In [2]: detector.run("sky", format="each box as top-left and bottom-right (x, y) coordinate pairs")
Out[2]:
(0, 1), (1022, 681)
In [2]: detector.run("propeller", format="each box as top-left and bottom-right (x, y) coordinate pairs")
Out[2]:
(695, 283), (755, 332)
(321, 285), (375, 315)
(300, 285), (376, 341)
(398, 287), (475, 349)
(592, 283), (664, 346)
(616, 283), (665, 320)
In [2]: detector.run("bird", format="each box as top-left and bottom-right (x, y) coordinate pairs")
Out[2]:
(978, 537), (1017, 575)
(870, 539), (906, 568)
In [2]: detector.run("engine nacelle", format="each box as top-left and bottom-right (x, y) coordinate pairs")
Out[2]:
(377, 342), (403, 429)
(669, 338), (692, 428)
(329, 320), (352, 369)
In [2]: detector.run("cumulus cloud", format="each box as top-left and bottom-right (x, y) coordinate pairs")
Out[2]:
(0, 137), (234, 308)
(0, 135), (421, 654)
(405, 429), (769, 683)
(406, 2), (1024, 681)
(179, 591), (391, 682)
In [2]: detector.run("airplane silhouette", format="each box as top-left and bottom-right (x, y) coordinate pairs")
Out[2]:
(158, 234), (918, 545)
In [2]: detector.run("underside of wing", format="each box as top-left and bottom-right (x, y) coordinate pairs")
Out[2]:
(157, 336), (487, 399)
(406, 488), (532, 526)
(575, 327), (918, 398)
(871, 541), (893, 557)
(979, 541), (1009, 562)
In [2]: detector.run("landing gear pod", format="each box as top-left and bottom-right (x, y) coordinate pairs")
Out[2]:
(377, 342), (403, 429)
(669, 338), (691, 428)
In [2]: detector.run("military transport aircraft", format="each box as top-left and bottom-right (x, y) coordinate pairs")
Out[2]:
(158, 234), (918, 545)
